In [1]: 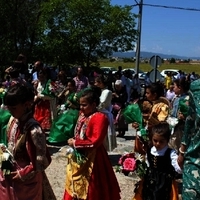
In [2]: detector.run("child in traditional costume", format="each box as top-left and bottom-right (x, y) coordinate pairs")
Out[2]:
(64, 88), (121, 200)
(133, 122), (182, 200)
(0, 84), (55, 200)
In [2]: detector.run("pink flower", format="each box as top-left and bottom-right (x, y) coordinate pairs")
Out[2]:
(123, 158), (136, 171)
(118, 153), (135, 165)
(118, 157), (123, 165)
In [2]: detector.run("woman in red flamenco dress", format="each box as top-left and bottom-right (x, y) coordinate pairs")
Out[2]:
(63, 87), (121, 200)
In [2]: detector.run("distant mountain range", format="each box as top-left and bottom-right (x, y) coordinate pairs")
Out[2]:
(112, 51), (200, 60)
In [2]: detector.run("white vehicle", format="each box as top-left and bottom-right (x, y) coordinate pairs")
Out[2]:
(100, 67), (117, 74)
(122, 68), (144, 77)
(160, 69), (179, 79)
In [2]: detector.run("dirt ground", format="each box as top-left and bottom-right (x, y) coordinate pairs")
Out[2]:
(45, 145), (138, 200)
(45, 141), (182, 200)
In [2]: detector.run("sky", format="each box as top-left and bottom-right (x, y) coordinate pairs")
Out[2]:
(111, 0), (200, 58)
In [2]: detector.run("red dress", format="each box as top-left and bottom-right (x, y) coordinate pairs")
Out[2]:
(63, 112), (121, 200)
(34, 99), (51, 130)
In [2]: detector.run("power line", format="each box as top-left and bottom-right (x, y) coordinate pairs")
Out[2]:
(130, 3), (200, 12)
(143, 3), (200, 12)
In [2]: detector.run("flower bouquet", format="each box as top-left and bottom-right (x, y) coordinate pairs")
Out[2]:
(0, 88), (6, 98)
(57, 104), (67, 115)
(0, 143), (14, 175)
(166, 116), (179, 135)
(116, 152), (147, 178)
(0, 88), (7, 109)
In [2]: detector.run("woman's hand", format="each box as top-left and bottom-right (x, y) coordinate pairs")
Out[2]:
(68, 138), (75, 147)
(132, 122), (139, 130)
(178, 112), (185, 120)
(112, 93), (119, 98)
(0, 144), (6, 152)
(177, 154), (184, 169)
(11, 171), (21, 180)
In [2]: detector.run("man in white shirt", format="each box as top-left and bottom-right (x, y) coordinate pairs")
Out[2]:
(166, 84), (175, 102)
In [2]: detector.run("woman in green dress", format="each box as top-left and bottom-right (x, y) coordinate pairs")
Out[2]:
(48, 80), (81, 144)
(178, 78), (200, 199)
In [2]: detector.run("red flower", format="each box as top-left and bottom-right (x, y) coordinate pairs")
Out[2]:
(123, 158), (136, 172)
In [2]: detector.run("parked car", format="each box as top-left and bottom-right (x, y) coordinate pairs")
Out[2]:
(160, 69), (179, 79)
(139, 72), (147, 85)
(122, 68), (144, 77)
(100, 67), (117, 75)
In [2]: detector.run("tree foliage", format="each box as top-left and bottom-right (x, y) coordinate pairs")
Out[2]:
(170, 57), (176, 64)
(0, 0), (46, 66)
(0, 0), (137, 68)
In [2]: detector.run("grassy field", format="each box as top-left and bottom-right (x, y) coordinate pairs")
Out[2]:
(99, 60), (200, 75)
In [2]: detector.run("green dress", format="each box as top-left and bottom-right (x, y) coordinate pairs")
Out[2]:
(48, 92), (80, 143)
(0, 109), (11, 146)
(181, 79), (200, 199)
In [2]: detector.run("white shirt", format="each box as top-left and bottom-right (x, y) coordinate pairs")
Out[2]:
(166, 90), (175, 101)
(146, 146), (182, 174)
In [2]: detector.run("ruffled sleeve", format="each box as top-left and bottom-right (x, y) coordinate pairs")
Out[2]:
(75, 113), (109, 148)
(170, 149), (182, 174)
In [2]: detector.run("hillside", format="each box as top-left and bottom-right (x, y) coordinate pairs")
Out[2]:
(112, 51), (200, 60)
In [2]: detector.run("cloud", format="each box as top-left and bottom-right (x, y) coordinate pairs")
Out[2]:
(151, 45), (163, 53)
(141, 44), (164, 53)
(141, 45), (147, 51)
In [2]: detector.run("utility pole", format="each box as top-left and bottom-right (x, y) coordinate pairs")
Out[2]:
(135, 0), (143, 74)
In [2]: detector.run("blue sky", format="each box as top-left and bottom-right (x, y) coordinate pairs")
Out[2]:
(111, 0), (200, 58)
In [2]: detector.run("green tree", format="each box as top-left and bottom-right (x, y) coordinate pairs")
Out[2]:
(38, 0), (138, 67)
(0, 0), (46, 65)
(170, 57), (176, 64)
(0, 0), (137, 68)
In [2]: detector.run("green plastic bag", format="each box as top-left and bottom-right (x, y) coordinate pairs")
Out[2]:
(48, 109), (79, 143)
(123, 103), (148, 140)
(41, 79), (56, 97)
(123, 103), (143, 128)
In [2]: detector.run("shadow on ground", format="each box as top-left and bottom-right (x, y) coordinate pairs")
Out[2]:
(109, 154), (121, 166)
(47, 146), (61, 155)
(47, 141), (67, 155)
(121, 135), (136, 140)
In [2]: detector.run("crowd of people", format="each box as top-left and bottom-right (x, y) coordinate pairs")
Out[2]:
(0, 54), (199, 200)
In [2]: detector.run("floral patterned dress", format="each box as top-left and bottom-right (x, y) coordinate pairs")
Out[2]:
(181, 79), (200, 200)
(0, 113), (55, 200)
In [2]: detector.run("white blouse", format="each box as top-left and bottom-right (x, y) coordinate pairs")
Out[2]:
(146, 145), (182, 174)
